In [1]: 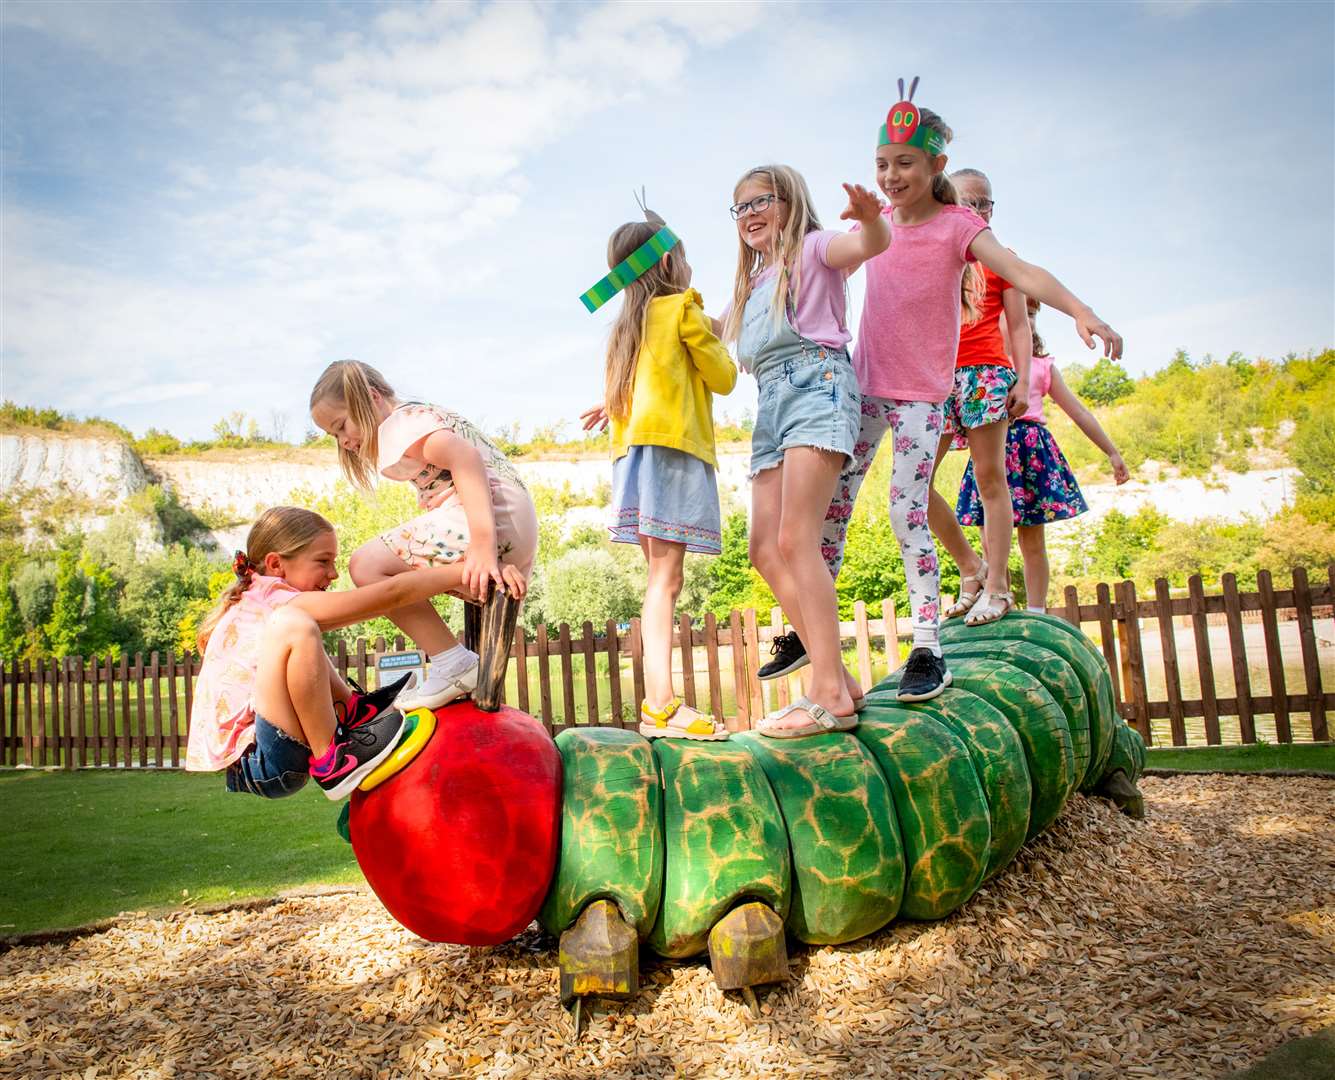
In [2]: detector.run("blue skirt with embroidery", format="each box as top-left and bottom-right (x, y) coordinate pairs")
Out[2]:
(610, 445), (722, 555)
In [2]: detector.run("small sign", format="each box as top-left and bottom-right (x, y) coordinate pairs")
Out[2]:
(378, 650), (427, 672)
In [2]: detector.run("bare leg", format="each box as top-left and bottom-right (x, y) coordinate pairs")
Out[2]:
(638, 535), (686, 709)
(752, 448), (856, 729)
(348, 539), (459, 655)
(929, 435), (985, 579)
(965, 421), (1013, 596)
(1017, 524), (1049, 611)
(252, 606), (341, 758)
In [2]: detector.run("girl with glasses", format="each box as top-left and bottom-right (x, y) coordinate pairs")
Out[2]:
(718, 165), (889, 738)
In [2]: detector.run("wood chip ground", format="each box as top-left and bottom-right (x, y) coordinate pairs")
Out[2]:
(2, 776), (1331, 1079)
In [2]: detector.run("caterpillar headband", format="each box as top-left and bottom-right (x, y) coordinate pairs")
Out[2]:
(877, 76), (947, 156)
(579, 190), (680, 313)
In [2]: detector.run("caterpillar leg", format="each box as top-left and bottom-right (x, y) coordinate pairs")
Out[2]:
(559, 899), (639, 1026)
(707, 901), (789, 1017)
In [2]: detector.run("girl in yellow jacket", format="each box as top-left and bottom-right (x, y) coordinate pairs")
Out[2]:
(580, 204), (738, 740)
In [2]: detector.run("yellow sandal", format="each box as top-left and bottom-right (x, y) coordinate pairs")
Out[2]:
(638, 697), (729, 741)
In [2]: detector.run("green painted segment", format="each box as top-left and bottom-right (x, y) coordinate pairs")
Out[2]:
(875, 657), (1075, 839)
(734, 731), (905, 944)
(942, 639), (1092, 790)
(1105, 720), (1146, 782)
(538, 727), (663, 939)
(938, 613), (1117, 790)
(648, 739), (790, 958)
(874, 689), (1030, 881)
(854, 709), (991, 920)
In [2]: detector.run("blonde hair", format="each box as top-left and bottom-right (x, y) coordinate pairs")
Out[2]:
(722, 165), (822, 343)
(1027, 297), (1048, 358)
(196, 507), (335, 653)
(604, 210), (690, 422)
(309, 360), (398, 490)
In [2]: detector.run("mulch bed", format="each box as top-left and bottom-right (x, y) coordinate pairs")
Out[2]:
(1, 775), (1331, 1079)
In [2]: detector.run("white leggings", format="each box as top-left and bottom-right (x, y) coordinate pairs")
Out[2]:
(821, 396), (945, 649)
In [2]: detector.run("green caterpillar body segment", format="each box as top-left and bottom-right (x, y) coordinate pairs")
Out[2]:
(539, 727), (663, 938)
(1106, 718), (1147, 779)
(942, 640), (1092, 789)
(874, 657), (1075, 839)
(877, 690), (1032, 881)
(734, 731), (905, 944)
(649, 739), (791, 958)
(940, 614), (1117, 791)
(855, 709), (991, 919)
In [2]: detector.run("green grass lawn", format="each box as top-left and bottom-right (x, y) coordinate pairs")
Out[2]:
(0, 769), (360, 937)
(1145, 742), (1335, 774)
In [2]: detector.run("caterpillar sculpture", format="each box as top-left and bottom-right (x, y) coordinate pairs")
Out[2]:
(347, 610), (1146, 1026)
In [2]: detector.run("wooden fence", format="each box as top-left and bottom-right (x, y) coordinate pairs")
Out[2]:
(2, 566), (1332, 769)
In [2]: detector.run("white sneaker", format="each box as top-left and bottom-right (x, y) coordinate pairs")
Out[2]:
(395, 659), (479, 711)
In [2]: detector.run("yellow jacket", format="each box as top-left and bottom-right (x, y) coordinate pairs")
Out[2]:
(611, 289), (738, 467)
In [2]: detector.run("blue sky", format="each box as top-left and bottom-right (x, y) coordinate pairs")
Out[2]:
(3, 0), (1332, 442)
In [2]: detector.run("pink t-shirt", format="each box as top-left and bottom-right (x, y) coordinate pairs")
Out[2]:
(186, 576), (300, 771)
(853, 204), (989, 402)
(721, 229), (851, 364)
(1020, 353), (1053, 424)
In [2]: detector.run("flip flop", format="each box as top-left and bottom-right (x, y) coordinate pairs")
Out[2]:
(758, 696), (858, 740)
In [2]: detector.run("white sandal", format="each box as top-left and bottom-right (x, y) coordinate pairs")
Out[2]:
(945, 560), (988, 619)
(964, 590), (1015, 627)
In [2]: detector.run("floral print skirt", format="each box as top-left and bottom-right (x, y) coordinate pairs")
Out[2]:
(956, 419), (1089, 526)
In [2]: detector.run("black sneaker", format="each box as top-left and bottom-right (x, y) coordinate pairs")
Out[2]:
(309, 708), (407, 800)
(757, 632), (809, 680)
(337, 673), (412, 731)
(896, 648), (952, 702)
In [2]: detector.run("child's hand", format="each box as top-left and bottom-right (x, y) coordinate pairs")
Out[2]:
(1109, 451), (1130, 485)
(580, 404), (609, 433)
(839, 183), (883, 227)
(500, 564), (527, 600)
(461, 549), (503, 602)
(1006, 377), (1030, 419)
(1074, 308), (1124, 360)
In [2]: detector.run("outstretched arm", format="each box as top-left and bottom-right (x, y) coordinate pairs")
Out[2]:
(970, 230), (1123, 360)
(1047, 366), (1129, 483)
(288, 563), (462, 632)
(825, 184), (891, 271)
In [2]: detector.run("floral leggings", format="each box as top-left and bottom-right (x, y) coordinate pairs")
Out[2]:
(821, 396), (945, 646)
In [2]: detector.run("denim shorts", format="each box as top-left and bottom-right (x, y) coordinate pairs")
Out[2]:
(225, 713), (312, 799)
(751, 347), (861, 477)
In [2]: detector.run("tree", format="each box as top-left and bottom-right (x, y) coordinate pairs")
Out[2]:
(1072, 357), (1135, 406)
(44, 542), (86, 657)
(539, 548), (639, 630)
(0, 563), (25, 658)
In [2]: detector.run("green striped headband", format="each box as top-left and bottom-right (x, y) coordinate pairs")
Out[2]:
(579, 226), (680, 313)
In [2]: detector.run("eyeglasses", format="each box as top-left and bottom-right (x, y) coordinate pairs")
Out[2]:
(730, 194), (785, 220)
(964, 198), (995, 213)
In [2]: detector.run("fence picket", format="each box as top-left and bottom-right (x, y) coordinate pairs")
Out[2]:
(3, 658), (13, 767)
(580, 622), (599, 725)
(770, 608), (790, 710)
(1221, 573), (1256, 743)
(119, 654), (130, 767)
(558, 623), (576, 729)
(743, 608), (763, 722)
(182, 652), (195, 762)
(729, 610), (750, 732)
(629, 618), (645, 718)
(1291, 568), (1328, 742)
(1187, 575), (1221, 745)
(74, 657), (87, 768)
(21, 659), (33, 766)
(59, 657), (72, 769)
(515, 629), (531, 717)
(105, 657), (117, 767)
(1063, 585), (1080, 627)
(854, 601), (872, 690)
(535, 624), (554, 729)
(1118, 581), (1151, 743)
(167, 652), (180, 767)
(679, 614), (697, 709)
(35, 659), (48, 766)
(90, 658), (101, 767)
(1154, 578), (1187, 746)
(1256, 570), (1291, 742)
(604, 620), (623, 727)
(1095, 583), (1122, 708)
(704, 612), (724, 723)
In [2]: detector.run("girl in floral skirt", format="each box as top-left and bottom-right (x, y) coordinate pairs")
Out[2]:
(956, 299), (1129, 612)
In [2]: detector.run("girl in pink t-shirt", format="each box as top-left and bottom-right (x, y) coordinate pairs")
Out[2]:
(310, 360), (538, 713)
(719, 164), (889, 737)
(187, 506), (467, 800)
(821, 94), (1122, 702)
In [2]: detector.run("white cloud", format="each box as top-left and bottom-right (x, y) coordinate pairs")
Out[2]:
(104, 381), (214, 408)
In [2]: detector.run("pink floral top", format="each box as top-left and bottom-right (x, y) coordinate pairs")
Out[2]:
(185, 576), (300, 771)
(376, 402), (526, 509)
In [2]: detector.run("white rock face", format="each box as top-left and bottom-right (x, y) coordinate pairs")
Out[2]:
(0, 433), (148, 501)
(146, 452), (345, 522)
